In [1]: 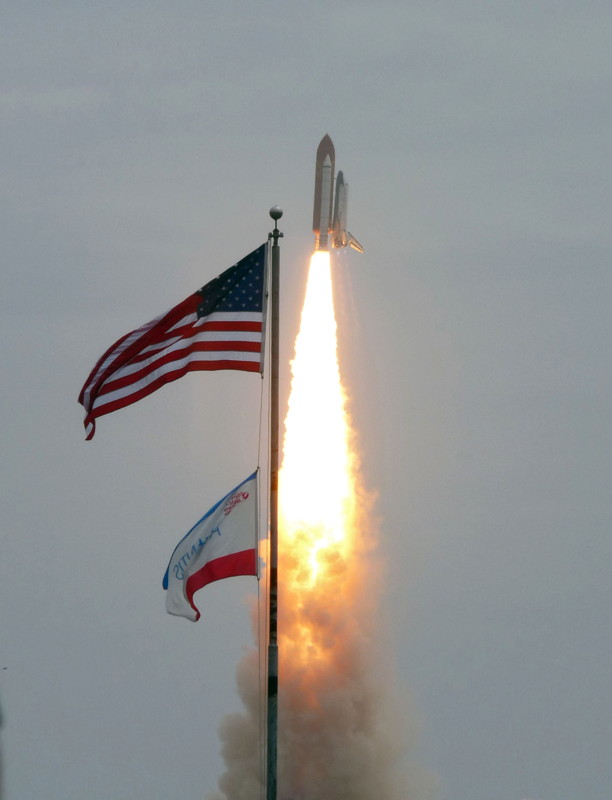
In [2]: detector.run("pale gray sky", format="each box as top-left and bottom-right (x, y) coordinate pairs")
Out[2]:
(2, 2), (611, 799)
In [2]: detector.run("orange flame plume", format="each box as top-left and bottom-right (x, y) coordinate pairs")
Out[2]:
(280, 251), (357, 584)
(276, 252), (401, 799)
(210, 252), (426, 800)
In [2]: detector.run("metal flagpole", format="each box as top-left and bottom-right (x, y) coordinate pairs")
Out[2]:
(266, 205), (283, 800)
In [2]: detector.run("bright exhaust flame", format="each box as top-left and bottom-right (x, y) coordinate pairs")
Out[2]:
(279, 250), (355, 584)
(209, 251), (430, 800)
(274, 252), (414, 800)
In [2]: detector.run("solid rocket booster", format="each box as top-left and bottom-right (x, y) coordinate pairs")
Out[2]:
(312, 134), (363, 253)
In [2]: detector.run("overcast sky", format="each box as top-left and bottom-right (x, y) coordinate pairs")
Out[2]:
(2, 2), (611, 799)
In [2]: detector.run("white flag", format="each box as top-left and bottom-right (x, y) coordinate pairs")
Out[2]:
(163, 472), (258, 621)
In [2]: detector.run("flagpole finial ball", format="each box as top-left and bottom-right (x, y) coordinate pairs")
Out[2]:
(269, 206), (283, 221)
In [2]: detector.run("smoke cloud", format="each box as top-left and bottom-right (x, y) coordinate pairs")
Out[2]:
(208, 482), (434, 800)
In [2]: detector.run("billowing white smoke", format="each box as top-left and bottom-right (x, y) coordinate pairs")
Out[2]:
(207, 502), (434, 800)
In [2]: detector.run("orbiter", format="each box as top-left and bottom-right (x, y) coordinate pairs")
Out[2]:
(312, 134), (363, 253)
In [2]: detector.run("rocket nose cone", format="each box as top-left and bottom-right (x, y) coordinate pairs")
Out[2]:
(317, 134), (335, 159)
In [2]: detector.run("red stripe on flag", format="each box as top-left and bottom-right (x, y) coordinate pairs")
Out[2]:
(79, 294), (199, 407)
(185, 549), (257, 621)
(194, 320), (262, 332)
(83, 358), (261, 432)
(125, 320), (263, 366)
(99, 341), (262, 396)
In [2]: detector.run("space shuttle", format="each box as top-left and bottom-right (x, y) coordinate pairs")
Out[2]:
(312, 134), (363, 254)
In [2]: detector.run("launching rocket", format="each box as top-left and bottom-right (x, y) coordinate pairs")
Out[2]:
(312, 135), (363, 253)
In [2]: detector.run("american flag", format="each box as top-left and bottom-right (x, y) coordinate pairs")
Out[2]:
(79, 243), (267, 440)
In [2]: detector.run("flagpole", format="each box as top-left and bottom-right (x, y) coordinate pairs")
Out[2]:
(266, 205), (282, 800)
